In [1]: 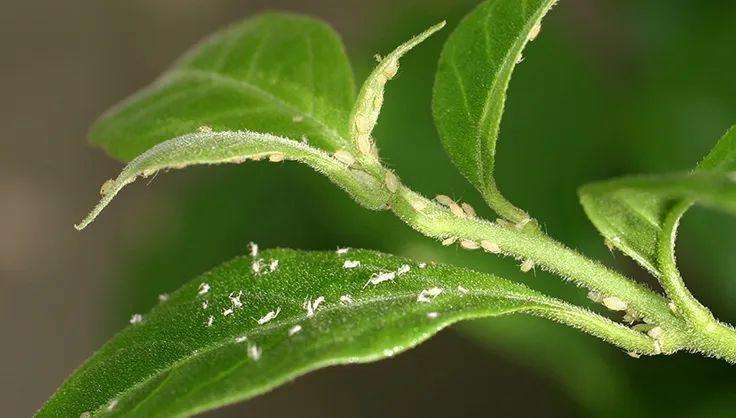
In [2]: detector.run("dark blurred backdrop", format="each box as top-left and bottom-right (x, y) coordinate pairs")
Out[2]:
(2, 0), (735, 417)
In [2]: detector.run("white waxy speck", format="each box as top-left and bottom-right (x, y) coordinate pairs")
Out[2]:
(602, 296), (628, 311)
(269, 259), (279, 272)
(365, 271), (396, 288)
(247, 344), (262, 361)
(107, 399), (118, 411)
(288, 325), (303, 336)
(604, 238), (615, 252)
(248, 242), (259, 257)
(396, 264), (411, 276)
(357, 134), (372, 156)
(252, 259), (263, 274)
(292, 115), (304, 123)
(480, 240), (501, 254)
(653, 340), (662, 355)
(343, 259), (361, 269)
(427, 312), (439, 319)
(520, 259), (535, 273)
(235, 335), (248, 343)
(441, 237), (457, 246)
(158, 293), (169, 302)
(627, 351), (641, 359)
(457, 286), (468, 294)
(461, 202), (476, 217)
(130, 314), (143, 324)
(340, 294), (354, 305)
(198, 282), (210, 295)
(668, 301), (677, 313)
(202, 300), (209, 309)
(460, 239), (480, 250)
(336, 247), (350, 255)
(313, 296), (325, 310)
(229, 291), (243, 308)
(587, 291), (603, 303)
(333, 150), (355, 166)
(206, 315), (214, 327)
(257, 307), (281, 325)
(269, 152), (285, 163)
(418, 262), (427, 269)
(417, 287), (443, 303)
(223, 308), (234, 317)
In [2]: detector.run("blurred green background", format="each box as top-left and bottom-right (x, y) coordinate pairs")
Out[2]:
(2, 0), (735, 416)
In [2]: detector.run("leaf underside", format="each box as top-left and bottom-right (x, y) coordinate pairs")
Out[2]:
(38, 249), (610, 417)
(579, 125), (736, 274)
(432, 0), (557, 212)
(90, 13), (356, 162)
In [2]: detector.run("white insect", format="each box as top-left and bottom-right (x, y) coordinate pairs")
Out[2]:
(448, 202), (466, 218)
(441, 237), (458, 246)
(396, 264), (411, 276)
(586, 290), (603, 303)
(202, 300), (209, 310)
(427, 312), (439, 319)
(343, 259), (361, 269)
(80, 411), (91, 418)
(229, 291), (243, 308)
(384, 171), (399, 193)
(364, 271), (396, 288)
(418, 262), (427, 269)
(355, 114), (371, 134)
(357, 134), (372, 156)
(158, 293), (169, 302)
(653, 340), (662, 355)
(107, 399), (118, 411)
(312, 296), (325, 310)
(382, 58), (399, 79)
(668, 301), (677, 313)
(248, 242), (259, 258)
(480, 240), (501, 254)
(269, 152), (285, 163)
(288, 325), (303, 336)
(602, 296), (628, 311)
(222, 308), (234, 317)
(520, 259), (535, 273)
(460, 239), (480, 250)
(647, 326), (664, 340)
(269, 259), (279, 272)
(198, 282), (210, 295)
(206, 315), (214, 327)
(129, 314), (143, 324)
(247, 344), (262, 361)
(336, 247), (350, 255)
(410, 199), (427, 212)
(235, 335), (248, 343)
(529, 22), (542, 41)
(435, 194), (454, 207)
(339, 294), (355, 305)
(417, 287), (443, 303)
(627, 351), (641, 359)
(461, 202), (476, 217)
(257, 307), (281, 325)
(457, 286), (469, 294)
(333, 150), (356, 166)
(302, 299), (315, 318)
(516, 217), (532, 230)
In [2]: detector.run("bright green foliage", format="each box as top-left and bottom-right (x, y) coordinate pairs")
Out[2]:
(75, 130), (390, 230)
(579, 126), (736, 275)
(38, 249), (646, 417)
(90, 13), (356, 162)
(432, 0), (557, 222)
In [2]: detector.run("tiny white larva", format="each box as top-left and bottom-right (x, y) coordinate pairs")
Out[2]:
(520, 259), (535, 273)
(461, 202), (476, 217)
(384, 171), (399, 193)
(480, 240), (501, 254)
(602, 296), (628, 311)
(288, 325), (303, 336)
(269, 152), (285, 163)
(333, 150), (356, 166)
(441, 237), (457, 246)
(460, 239), (480, 250)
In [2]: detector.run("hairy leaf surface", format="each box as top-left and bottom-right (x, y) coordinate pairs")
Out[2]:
(75, 130), (390, 230)
(432, 0), (557, 219)
(579, 126), (736, 274)
(39, 249), (647, 417)
(91, 13), (356, 161)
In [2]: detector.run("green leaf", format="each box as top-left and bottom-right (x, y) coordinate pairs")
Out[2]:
(91, 13), (356, 162)
(348, 21), (445, 157)
(432, 0), (557, 221)
(579, 126), (736, 274)
(75, 130), (390, 230)
(39, 249), (649, 417)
